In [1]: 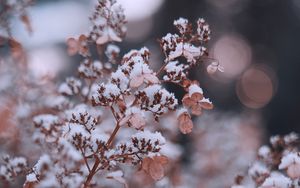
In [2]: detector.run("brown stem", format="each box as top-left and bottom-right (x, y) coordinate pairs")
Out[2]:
(83, 106), (122, 186)
(156, 62), (168, 76)
(83, 157), (100, 188)
(106, 123), (120, 148)
(79, 146), (91, 172)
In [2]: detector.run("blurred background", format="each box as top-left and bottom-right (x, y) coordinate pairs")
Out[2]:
(8, 0), (300, 136)
(1, 0), (300, 187)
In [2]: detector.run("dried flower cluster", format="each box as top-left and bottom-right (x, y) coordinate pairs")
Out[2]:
(0, 0), (33, 36)
(0, 0), (225, 187)
(232, 133), (300, 188)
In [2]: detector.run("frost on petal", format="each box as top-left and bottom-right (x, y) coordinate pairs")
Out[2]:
(188, 84), (203, 101)
(200, 98), (213, 110)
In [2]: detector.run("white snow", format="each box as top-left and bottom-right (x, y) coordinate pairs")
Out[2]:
(260, 173), (291, 188)
(279, 152), (300, 169)
(132, 130), (166, 145)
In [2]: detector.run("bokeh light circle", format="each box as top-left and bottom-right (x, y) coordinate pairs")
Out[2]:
(212, 34), (252, 82)
(236, 65), (277, 109)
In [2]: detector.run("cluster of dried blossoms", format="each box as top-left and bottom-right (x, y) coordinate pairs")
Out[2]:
(232, 133), (300, 188)
(0, 0), (33, 36)
(0, 0), (225, 187)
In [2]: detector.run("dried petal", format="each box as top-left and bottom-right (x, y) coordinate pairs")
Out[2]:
(191, 104), (202, 116)
(191, 92), (203, 101)
(153, 155), (169, 165)
(149, 160), (164, 181)
(178, 113), (193, 134)
(142, 157), (153, 172)
(182, 94), (195, 107)
(129, 113), (145, 130)
(200, 98), (213, 110)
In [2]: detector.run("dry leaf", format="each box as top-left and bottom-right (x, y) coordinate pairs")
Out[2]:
(149, 160), (164, 181)
(178, 113), (193, 134)
(129, 113), (145, 130)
